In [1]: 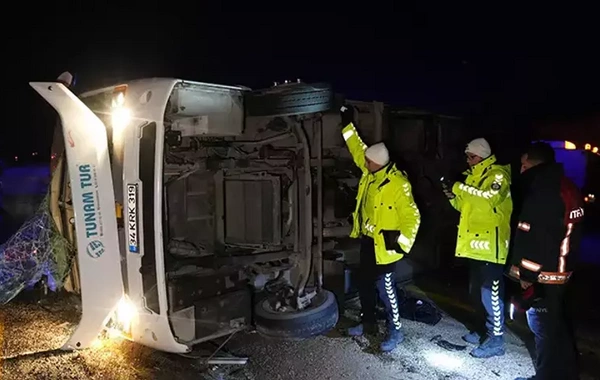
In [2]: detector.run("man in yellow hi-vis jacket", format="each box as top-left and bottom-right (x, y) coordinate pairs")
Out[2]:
(442, 138), (513, 359)
(341, 105), (421, 352)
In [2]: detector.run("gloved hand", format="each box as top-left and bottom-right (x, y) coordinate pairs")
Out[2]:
(440, 177), (456, 199)
(512, 283), (544, 312)
(340, 104), (355, 127)
(380, 230), (405, 253)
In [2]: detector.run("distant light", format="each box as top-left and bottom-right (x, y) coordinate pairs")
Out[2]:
(32, 152), (38, 156)
(425, 351), (463, 371)
(14, 156), (18, 161)
(592, 147), (599, 154)
(564, 141), (577, 150)
(585, 143), (591, 150)
(510, 303), (515, 320)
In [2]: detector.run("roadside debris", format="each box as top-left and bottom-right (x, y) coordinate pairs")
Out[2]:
(430, 334), (467, 352)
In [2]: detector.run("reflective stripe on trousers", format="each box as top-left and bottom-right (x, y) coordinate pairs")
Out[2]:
(469, 261), (505, 337)
(381, 272), (402, 330)
(358, 236), (400, 330)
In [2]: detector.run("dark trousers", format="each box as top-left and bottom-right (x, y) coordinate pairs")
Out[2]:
(468, 260), (505, 337)
(526, 284), (579, 380)
(358, 236), (401, 330)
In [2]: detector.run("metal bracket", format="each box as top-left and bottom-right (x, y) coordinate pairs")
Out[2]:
(296, 289), (317, 310)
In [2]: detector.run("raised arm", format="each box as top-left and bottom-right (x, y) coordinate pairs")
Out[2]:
(342, 122), (368, 172)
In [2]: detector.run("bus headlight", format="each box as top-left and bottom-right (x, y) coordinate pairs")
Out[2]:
(106, 296), (137, 340)
(116, 296), (137, 331)
(111, 107), (131, 131)
(111, 85), (130, 132)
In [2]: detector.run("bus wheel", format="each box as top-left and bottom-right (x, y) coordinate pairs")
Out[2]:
(245, 82), (334, 117)
(254, 289), (339, 340)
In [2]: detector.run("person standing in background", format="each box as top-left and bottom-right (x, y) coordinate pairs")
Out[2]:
(511, 142), (583, 380)
(442, 138), (513, 358)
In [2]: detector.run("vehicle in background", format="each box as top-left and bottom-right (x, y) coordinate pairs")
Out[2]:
(541, 140), (600, 264)
(30, 76), (465, 353)
(543, 140), (599, 213)
(531, 114), (600, 217)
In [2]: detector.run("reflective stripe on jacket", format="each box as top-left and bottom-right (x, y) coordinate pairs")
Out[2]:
(343, 123), (421, 265)
(509, 163), (584, 284)
(450, 155), (513, 264)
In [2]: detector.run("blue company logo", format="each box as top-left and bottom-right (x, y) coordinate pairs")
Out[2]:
(86, 240), (105, 258)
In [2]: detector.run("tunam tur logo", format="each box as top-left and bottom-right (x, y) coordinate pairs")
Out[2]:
(78, 164), (104, 258)
(86, 240), (105, 258)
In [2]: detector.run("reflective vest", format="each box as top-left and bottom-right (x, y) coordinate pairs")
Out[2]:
(450, 155), (513, 264)
(342, 123), (421, 265)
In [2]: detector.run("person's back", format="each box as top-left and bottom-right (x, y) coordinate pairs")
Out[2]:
(511, 142), (583, 380)
(511, 149), (584, 284)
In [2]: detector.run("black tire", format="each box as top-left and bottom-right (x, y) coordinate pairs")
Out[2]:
(254, 290), (339, 339)
(245, 82), (334, 117)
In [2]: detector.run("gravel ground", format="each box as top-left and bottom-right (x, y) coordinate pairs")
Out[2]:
(0, 294), (533, 380)
(0, 292), (596, 380)
(0, 299), (188, 380)
(225, 310), (535, 380)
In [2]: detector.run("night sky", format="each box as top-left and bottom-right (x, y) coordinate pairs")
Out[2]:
(7, 8), (599, 161)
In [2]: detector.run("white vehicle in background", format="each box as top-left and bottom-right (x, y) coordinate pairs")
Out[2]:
(32, 76), (339, 353)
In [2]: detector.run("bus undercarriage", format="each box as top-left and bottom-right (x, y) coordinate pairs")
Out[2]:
(31, 76), (464, 352)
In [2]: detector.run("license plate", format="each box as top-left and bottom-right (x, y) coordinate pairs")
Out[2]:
(126, 184), (139, 253)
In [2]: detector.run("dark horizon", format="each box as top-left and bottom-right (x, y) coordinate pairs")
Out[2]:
(7, 9), (599, 159)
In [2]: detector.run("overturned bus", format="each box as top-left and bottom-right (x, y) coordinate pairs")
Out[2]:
(31, 77), (465, 353)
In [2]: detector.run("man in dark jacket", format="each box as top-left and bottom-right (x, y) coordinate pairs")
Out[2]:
(510, 142), (583, 380)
